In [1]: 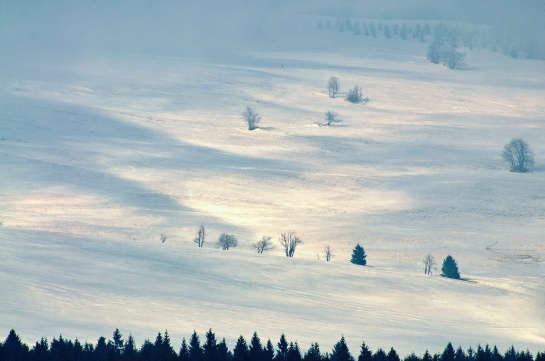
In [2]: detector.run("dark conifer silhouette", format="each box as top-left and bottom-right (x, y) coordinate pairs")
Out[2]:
(330, 336), (354, 361)
(441, 255), (461, 279)
(234, 336), (249, 361)
(359, 342), (373, 361)
(350, 244), (367, 266)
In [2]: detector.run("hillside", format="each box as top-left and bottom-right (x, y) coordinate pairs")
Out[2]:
(1, 0), (544, 356)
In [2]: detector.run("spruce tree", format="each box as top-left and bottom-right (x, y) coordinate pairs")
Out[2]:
(330, 336), (354, 361)
(374, 349), (387, 361)
(264, 340), (275, 361)
(358, 342), (373, 361)
(249, 333), (264, 361)
(180, 338), (190, 361)
(276, 335), (289, 361)
(189, 331), (203, 361)
(304, 343), (322, 361)
(441, 255), (461, 279)
(233, 336), (249, 361)
(387, 348), (400, 361)
(351, 244), (367, 266)
(287, 342), (302, 361)
(203, 329), (219, 361)
(218, 338), (233, 361)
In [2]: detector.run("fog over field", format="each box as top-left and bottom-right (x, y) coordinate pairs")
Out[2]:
(1, 0), (544, 356)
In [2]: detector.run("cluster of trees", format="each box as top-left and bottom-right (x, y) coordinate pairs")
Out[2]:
(426, 39), (465, 69)
(318, 17), (544, 60)
(2, 328), (544, 361)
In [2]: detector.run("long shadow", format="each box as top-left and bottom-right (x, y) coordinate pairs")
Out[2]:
(0, 93), (297, 231)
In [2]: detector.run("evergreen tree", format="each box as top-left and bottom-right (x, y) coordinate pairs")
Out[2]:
(217, 338), (233, 361)
(276, 335), (289, 361)
(350, 244), (367, 266)
(30, 337), (50, 361)
(161, 331), (177, 361)
(442, 343), (456, 361)
(387, 348), (400, 361)
(264, 340), (275, 361)
(304, 343), (322, 361)
(203, 329), (219, 361)
(249, 333), (264, 361)
(535, 352), (544, 361)
(504, 347), (517, 361)
(423, 351), (433, 361)
(233, 336), (249, 361)
(94, 336), (109, 361)
(111, 329), (124, 357)
(455, 347), (467, 361)
(287, 343), (302, 361)
(405, 353), (421, 361)
(124, 334), (138, 361)
(1, 329), (30, 361)
(189, 331), (203, 361)
(358, 342), (373, 361)
(441, 255), (461, 279)
(179, 338), (190, 361)
(374, 349), (387, 361)
(330, 336), (354, 361)
(140, 340), (155, 361)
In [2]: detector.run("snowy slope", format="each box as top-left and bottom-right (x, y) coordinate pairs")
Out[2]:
(1, 0), (544, 356)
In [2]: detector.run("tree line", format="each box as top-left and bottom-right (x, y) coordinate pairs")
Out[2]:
(1, 328), (543, 361)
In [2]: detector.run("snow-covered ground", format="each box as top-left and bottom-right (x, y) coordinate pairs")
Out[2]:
(1, 1), (544, 356)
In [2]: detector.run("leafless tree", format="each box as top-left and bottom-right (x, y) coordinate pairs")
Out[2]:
(324, 245), (333, 261)
(193, 223), (205, 247)
(279, 231), (303, 257)
(217, 233), (238, 250)
(423, 253), (436, 275)
(346, 85), (363, 103)
(324, 110), (341, 126)
(242, 106), (261, 131)
(502, 138), (535, 172)
(160, 233), (167, 243)
(252, 236), (274, 253)
(327, 76), (340, 98)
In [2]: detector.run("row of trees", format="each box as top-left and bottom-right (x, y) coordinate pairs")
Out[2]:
(2, 328), (543, 361)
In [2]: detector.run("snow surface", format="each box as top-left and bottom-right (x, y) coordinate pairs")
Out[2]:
(1, 1), (544, 356)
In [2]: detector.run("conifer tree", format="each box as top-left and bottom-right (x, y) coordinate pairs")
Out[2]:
(249, 332), (264, 361)
(423, 351), (433, 361)
(441, 255), (461, 279)
(287, 342), (303, 361)
(442, 343), (456, 361)
(162, 331), (177, 361)
(330, 336), (354, 361)
(359, 342), (373, 361)
(304, 343), (322, 361)
(203, 329), (219, 361)
(234, 336), (249, 361)
(264, 340), (275, 361)
(189, 331), (203, 361)
(374, 349), (387, 361)
(388, 348), (401, 361)
(180, 338), (190, 361)
(124, 334), (138, 361)
(276, 335), (289, 361)
(405, 353), (422, 361)
(350, 244), (367, 266)
(455, 347), (467, 361)
(218, 338), (233, 361)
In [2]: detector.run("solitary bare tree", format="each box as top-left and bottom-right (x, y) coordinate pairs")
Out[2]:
(252, 236), (274, 253)
(502, 138), (535, 172)
(327, 76), (340, 98)
(324, 245), (333, 261)
(217, 234), (238, 250)
(242, 106), (261, 131)
(193, 223), (205, 247)
(423, 253), (436, 275)
(279, 232), (303, 257)
(324, 111), (341, 126)
(346, 86), (363, 103)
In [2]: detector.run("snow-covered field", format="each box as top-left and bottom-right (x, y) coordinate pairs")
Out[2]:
(1, 1), (544, 356)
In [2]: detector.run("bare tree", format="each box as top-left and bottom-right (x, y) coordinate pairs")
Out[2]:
(278, 232), (303, 257)
(324, 110), (341, 126)
(242, 106), (261, 131)
(502, 138), (535, 172)
(217, 234), (238, 250)
(423, 253), (436, 275)
(193, 223), (205, 247)
(252, 236), (274, 253)
(327, 76), (340, 98)
(324, 245), (333, 261)
(160, 233), (167, 243)
(346, 86), (363, 103)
